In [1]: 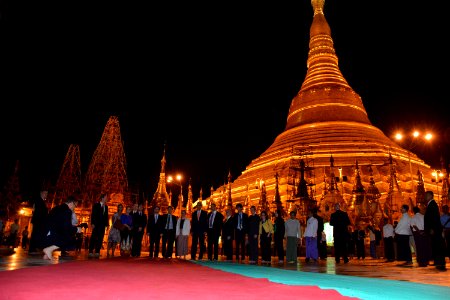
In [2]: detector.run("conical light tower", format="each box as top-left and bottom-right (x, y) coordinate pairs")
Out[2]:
(84, 115), (129, 209)
(53, 144), (82, 208)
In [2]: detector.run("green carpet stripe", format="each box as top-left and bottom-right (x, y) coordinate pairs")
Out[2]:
(194, 262), (450, 300)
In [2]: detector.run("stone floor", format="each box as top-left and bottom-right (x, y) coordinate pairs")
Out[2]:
(1, 247), (449, 287)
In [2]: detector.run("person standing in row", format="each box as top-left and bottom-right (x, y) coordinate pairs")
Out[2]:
(313, 208), (326, 260)
(304, 209), (318, 263)
(410, 206), (429, 267)
(285, 210), (301, 264)
(161, 206), (177, 259)
(107, 204), (123, 257)
(424, 191), (447, 271)
(28, 190), (49, 254)
(147, 206), (163, 259)
(273, 209), (285, 263)
(382, 218), (395, 262)
(191, 202), (208, 260)
(222, 207), (234, 261)
(88, 193), (109, 258)
(131, 203), (147, 257)
(234, 203), (248, 262)
(259, 211), (274, 264)
(329, 203), (350, 264)
(247, 206), (260, 264)
(176, 210), (190, 259)
(207, 203), (223, 261)
(394, 204), (413, 265)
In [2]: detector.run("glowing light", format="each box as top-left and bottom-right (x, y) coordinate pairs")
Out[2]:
(323, 222), (334, 246)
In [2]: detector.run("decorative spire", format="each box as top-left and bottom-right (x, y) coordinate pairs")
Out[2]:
(351, 160), (366, 212)
(415, 170), (426, 210)
(285, 0), (371, 130)
(185, 178), (193, 218)
(296, 159), (309, 199)
(244, 184), (250, 215)
(207, 186), (213, 210)
(440, 156), (449, 207)
(385, 153), (403, 220)
(311, 0), (325, 16)
(329, 155), (338, 191)
(226, 170), (233, 207)
(151, 144), (170, 213)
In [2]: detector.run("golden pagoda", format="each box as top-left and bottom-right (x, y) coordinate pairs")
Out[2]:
(211, 0), (436, 222)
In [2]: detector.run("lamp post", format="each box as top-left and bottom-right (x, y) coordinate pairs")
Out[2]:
(167, 174), (183, 214)
(394, 130), (433, 195)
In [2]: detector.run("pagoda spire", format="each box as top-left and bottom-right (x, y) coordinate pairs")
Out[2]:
(286, 0), (371, 130)
(415, 170), (426, 210)
(208, 186), (214, 210)
(226, 170), (233, 208)
(385, 152), (403, 220)
(366, 165), (383, 220)
(351, 160), (366, 213)
(151, 144), (170, 214)
(440, 156), (449, 207)
(185, 178), (193, 218)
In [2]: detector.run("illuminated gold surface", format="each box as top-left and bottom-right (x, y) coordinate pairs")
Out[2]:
(212, 1), (437, 219)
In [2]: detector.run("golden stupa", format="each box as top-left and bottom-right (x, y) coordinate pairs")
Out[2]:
(210, 0), (444, 222)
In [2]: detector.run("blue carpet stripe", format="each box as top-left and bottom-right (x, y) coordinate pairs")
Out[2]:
(194, 261), (450, 300)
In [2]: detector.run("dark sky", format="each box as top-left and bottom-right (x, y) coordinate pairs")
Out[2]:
(1, 1), (449, 199)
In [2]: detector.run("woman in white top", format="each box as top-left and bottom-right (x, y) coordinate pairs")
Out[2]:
(176, 210), (191, 259)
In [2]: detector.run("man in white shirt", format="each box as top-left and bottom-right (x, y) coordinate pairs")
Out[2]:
(304, 210), (318, 262)
(382, 218), (395, 262)
(394, 204), (413, 265)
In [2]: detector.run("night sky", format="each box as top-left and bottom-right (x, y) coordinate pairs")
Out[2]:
(1, 1), (449, 199)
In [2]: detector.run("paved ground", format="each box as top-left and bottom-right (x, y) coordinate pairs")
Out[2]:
(1, 247), (449, 287)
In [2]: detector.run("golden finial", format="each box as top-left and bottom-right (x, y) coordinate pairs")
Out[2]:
(311, 0), (325, 16)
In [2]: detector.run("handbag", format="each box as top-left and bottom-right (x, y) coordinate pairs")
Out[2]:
(113, 218), (125, 231)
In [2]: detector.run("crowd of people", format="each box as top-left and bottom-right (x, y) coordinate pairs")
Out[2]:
(5, 188), (449, 271)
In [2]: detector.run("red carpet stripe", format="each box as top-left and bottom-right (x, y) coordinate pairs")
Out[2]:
(0, 259), (357, 299)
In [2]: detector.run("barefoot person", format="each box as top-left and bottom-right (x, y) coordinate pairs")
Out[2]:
(42, 196), (79, 260)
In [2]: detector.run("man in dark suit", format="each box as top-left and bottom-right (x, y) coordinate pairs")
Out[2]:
(424, 191), (447, 271)
(131, 203), (147, 257)
(28, 190), (49, 254)
(247, 205), (260, 264)
(161, 206), (177, 259)
(147, 205), (163, 259)
(222, 207), (234, 261)
(88, 193), (109, 258)
(233, 203), (249, 262)
(330, 203), (350, 264)
(191, 201), (208, 260)
(207, 203), (223, 261)
(42, 196), (79, 260)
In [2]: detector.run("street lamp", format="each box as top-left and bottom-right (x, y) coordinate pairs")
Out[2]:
(167, 174), (183, 213)
(394, 130), (433, 194)
(431, 170), (444, 202)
